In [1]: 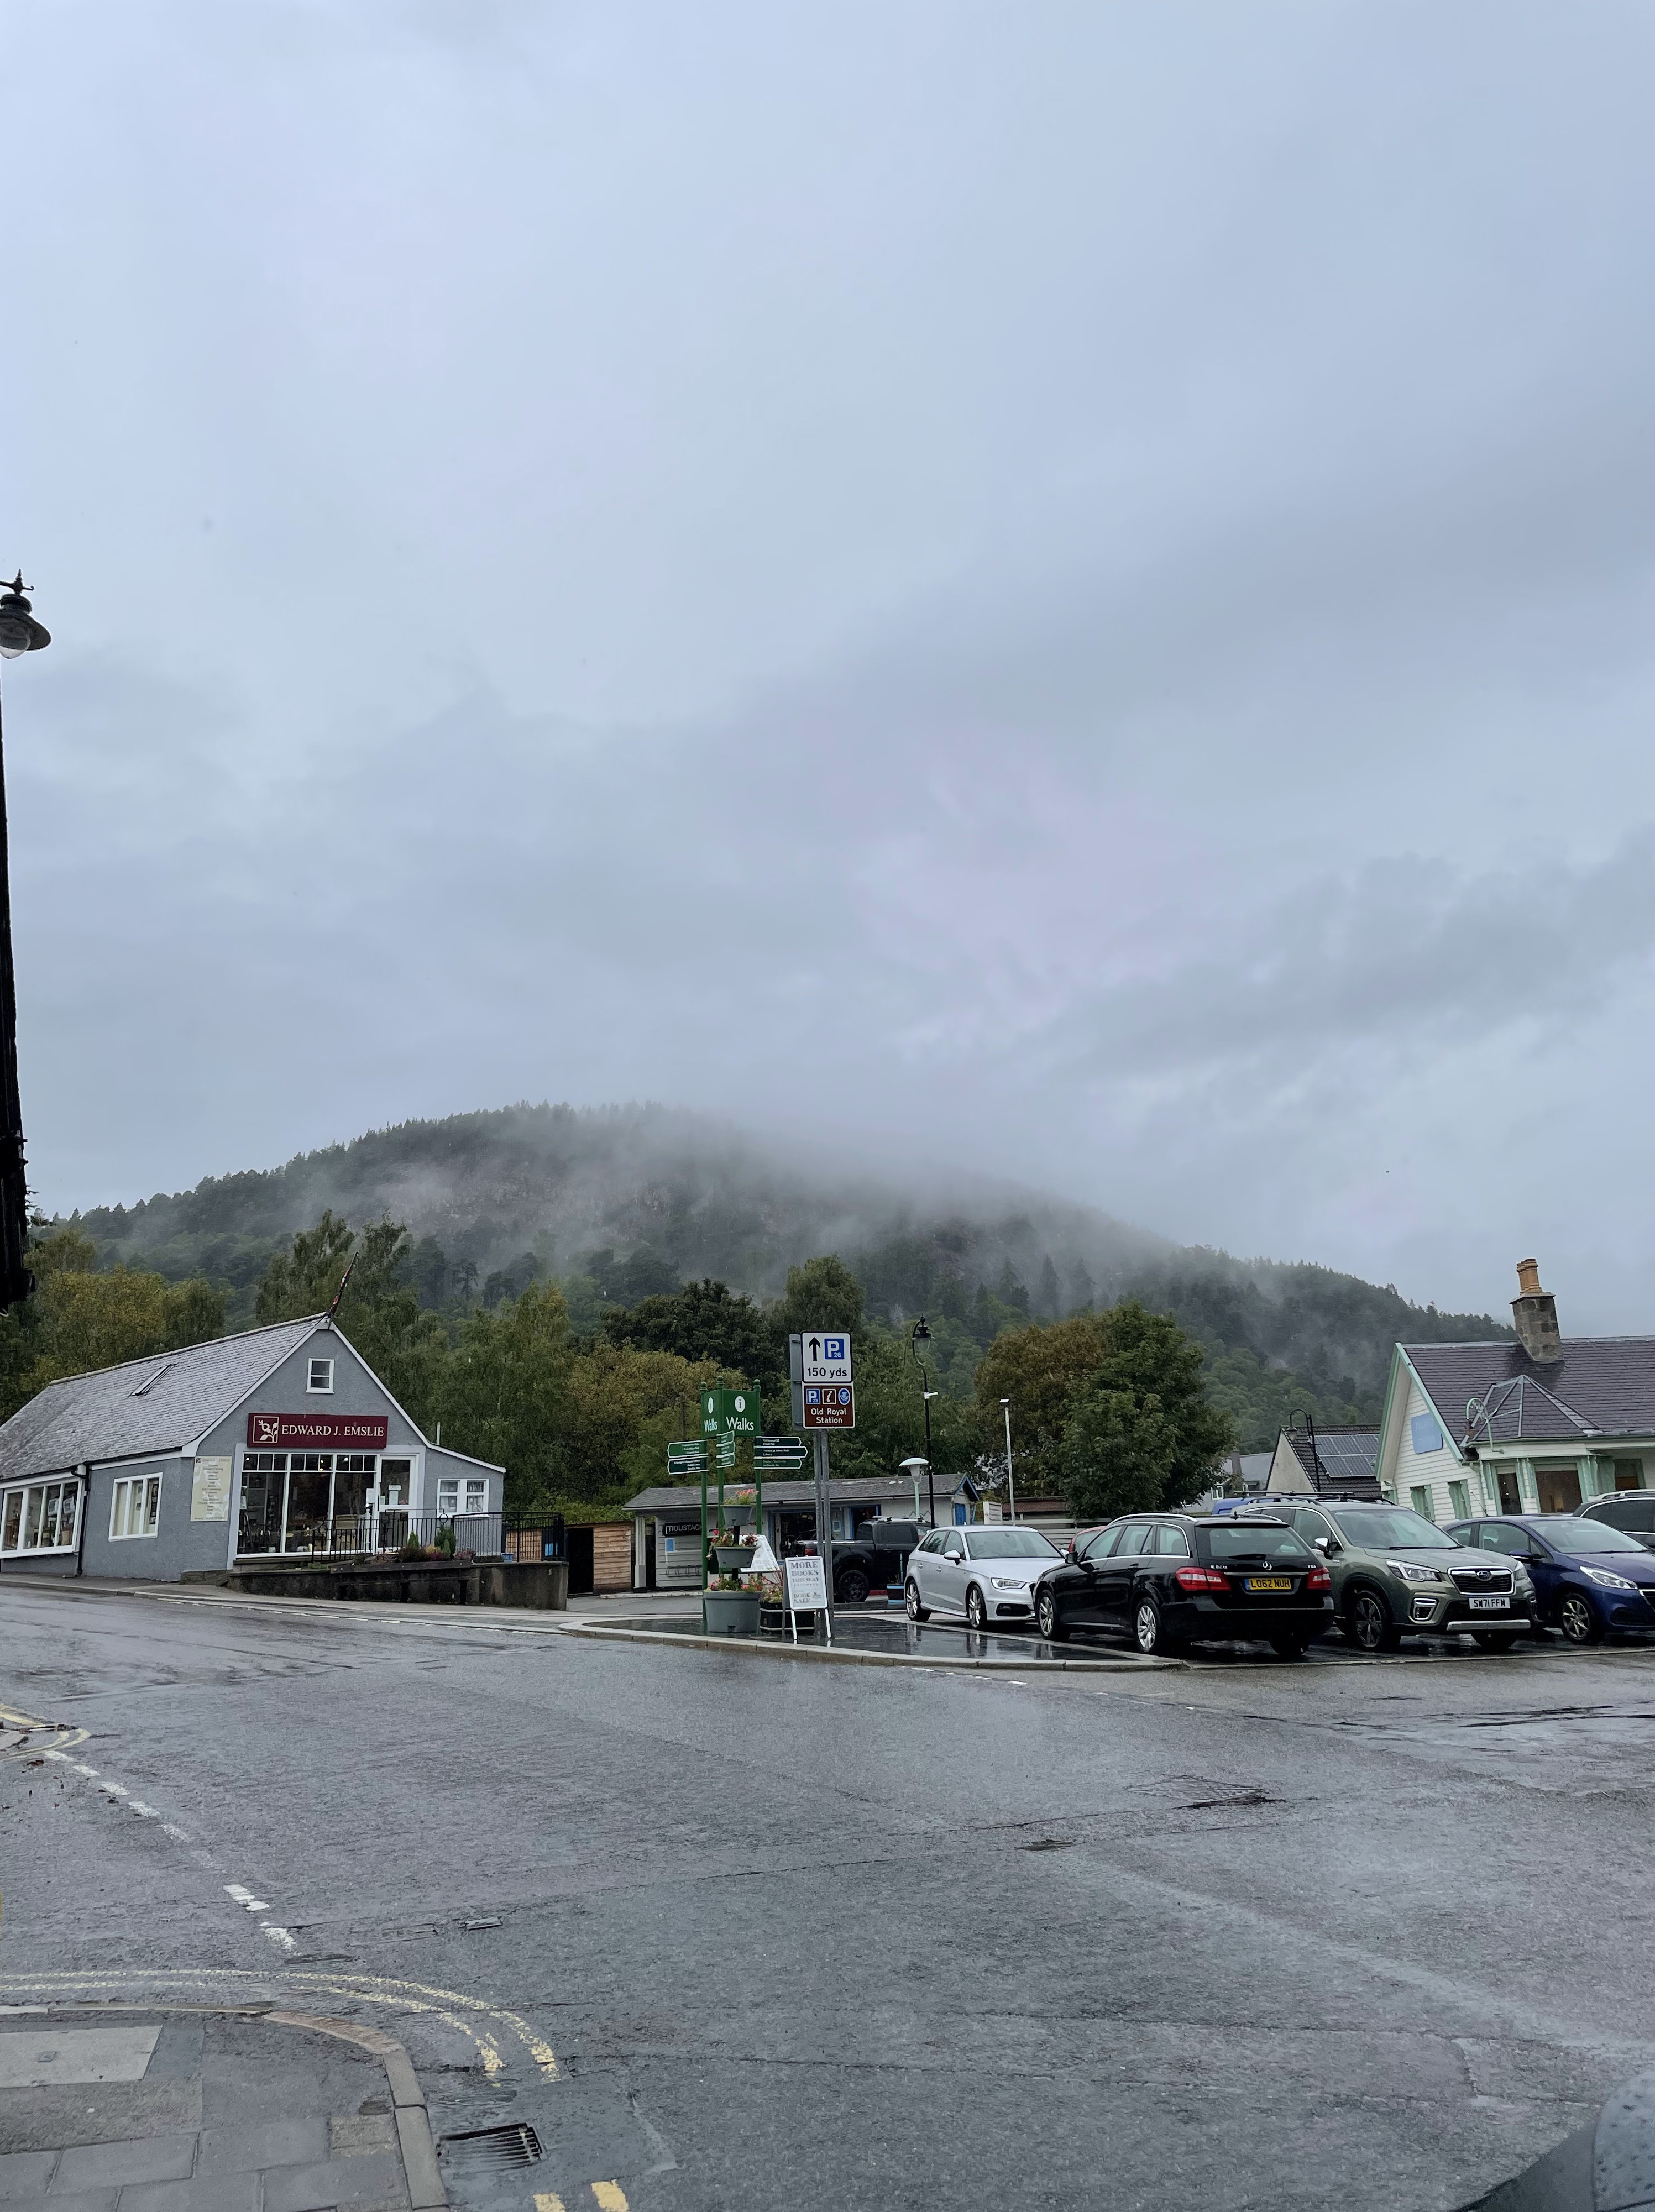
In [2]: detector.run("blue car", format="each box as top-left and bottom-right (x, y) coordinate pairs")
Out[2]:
(1444, 1514), (1655, 1645)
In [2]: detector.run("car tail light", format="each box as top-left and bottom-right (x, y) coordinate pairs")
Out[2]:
(1305, 1564), (1331, 1592)
(1175, 1565), (1228, 1592)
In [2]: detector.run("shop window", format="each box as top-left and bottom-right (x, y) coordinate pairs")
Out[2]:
(307, 1357), (334, 1393)
(1409, 1486), (1434, 1522)
(111, 1474), (161, 1540)
(1, 1477), (81, 1555)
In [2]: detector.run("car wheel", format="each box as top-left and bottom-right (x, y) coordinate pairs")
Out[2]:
(837, 1567), (870, 1606)
(904, 1577), (929, 1622)
(1036, 1586), (1068, 1643)
(1558, 1592), (1604, 1645)
(1270, 1634), (1311, 1659)
(1347, 1588), (1401, 1654)
(1471, 1632), (1520, 1652)
(966, 1584), (988, 1631)
(1135, 1598), (1183, 1656)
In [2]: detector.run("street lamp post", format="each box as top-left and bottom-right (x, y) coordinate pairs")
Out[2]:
(0, 575), (49, 1312)
(1000, 1396), (1016, 1522)
(910, 1316), (936, 1528)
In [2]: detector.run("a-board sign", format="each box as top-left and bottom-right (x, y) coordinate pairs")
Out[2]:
(784, 1554), (829, 1611)
(800, 1381), (856, 1431)
(702, 1387), (761, 1437)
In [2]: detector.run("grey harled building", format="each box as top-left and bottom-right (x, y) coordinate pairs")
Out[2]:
(0, 1314), (502, 1580)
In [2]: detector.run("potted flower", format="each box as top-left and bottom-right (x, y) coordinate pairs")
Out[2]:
(711, 1523), (756, 1573)
(703, 1569), (762, 1636)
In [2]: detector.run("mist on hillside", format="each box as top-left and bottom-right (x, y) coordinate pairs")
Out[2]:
(59, 1103), (1511, 1419)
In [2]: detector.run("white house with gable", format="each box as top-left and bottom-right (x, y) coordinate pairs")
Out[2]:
(1376, 1260), (1655, 1524)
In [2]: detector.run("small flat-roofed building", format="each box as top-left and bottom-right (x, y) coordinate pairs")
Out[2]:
(0, 1314), (502, 1581)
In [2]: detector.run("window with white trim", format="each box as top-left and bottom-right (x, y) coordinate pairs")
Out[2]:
(307, 1357), (334, 1393)
(110, 1473), (161, 1540)
(437, 1477), (489, 1516)
(1, 1477), (81, 1555)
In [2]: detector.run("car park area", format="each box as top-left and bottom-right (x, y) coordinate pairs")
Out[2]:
(9, 1568), (1655, 2212)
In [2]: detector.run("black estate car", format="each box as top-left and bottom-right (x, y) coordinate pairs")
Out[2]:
(1033, 1513), (1334, 1657)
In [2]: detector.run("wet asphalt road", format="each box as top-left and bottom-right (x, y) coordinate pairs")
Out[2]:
(4, 1584), (1655, 2212)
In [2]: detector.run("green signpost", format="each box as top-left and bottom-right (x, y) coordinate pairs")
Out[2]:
(754, 1435), (808, 1471)
(672, 1400), (812, 1626)
(702, 1387), (761, 1437)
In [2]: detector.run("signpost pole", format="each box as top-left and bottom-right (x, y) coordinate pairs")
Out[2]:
(813, 1429), (834, 1643)
(700, 1457), (708, 1605)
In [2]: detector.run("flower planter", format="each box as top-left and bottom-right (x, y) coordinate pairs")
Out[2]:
(704, 1589), (762, 1637)
(714, 1544), (756, 1571)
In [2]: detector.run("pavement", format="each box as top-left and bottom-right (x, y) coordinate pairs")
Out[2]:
(0, 2004), (438, 2210)
(8, 1576), (1655, 2210)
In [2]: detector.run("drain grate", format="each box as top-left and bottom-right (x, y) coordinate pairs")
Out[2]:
(440, 2122), (544, 2171)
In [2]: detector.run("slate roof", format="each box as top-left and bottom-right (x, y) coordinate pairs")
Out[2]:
(1406, 1338), (1655, 1446)
(1282, 1425), (1382, 1497)
(0, 1317), (322, 1485)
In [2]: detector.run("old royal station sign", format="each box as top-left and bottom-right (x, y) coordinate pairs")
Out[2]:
(246, 1412), (391, 1450)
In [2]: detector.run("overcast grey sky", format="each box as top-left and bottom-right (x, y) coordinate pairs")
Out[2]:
(6, 0), (1655, 1325)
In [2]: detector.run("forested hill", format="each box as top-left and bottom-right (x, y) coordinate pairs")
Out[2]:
(59, 1101), (1510, 1446)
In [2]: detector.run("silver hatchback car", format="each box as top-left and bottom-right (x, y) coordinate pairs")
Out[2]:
(905, 1524), (1066, 1629)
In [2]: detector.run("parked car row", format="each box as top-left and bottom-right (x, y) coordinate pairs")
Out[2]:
(899, 1496), (1655, 1657)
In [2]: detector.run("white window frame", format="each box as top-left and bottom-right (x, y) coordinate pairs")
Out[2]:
(110, 1472), (162, 1541)
(436, 1475), (490, 1517)
(0, 1476), (82, 1556)
(307, 1357), (334, 1394)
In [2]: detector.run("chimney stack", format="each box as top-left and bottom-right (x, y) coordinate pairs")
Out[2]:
(1511, 1258), (1562, 1364)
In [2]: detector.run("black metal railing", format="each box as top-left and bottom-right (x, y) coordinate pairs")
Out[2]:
(235, 1511), (567, 1563)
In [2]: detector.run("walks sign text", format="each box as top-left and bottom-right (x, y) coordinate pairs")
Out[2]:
(703, 1387), (761, 1437)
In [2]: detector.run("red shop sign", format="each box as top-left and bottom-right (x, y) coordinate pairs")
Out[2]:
(246, 1412), (390, 1450)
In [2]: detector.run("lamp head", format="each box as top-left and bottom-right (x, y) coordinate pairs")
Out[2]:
(910, 1315), (932, 1348)
(898, 1454), (929, 1473)
(0, 576), (49, 660)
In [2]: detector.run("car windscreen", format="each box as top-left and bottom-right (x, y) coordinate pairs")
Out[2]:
(1328, 1508), (1458, 1550)
(1202, 1526), (1313, 1563)
(963, 1528), (1062, 1559)
(1538, 1518), (1648, 1554)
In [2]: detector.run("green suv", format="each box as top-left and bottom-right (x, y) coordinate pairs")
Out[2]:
(1235, 1499), (1536, 1652)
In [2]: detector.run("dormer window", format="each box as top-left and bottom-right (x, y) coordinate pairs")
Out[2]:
(307, 1357), (334, 1394)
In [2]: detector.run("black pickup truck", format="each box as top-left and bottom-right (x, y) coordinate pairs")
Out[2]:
(833, 1519), (924, 1603)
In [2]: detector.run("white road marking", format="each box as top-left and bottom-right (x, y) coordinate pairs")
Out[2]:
(224, 1884), (271, 1912)
(260, 1926), (298, 1953)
